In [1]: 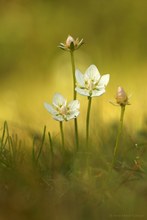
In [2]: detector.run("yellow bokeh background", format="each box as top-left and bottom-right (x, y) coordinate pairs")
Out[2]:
(0, 0), (147, 135)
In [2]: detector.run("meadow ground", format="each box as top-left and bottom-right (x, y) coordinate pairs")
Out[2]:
(0, 119), (147, 220)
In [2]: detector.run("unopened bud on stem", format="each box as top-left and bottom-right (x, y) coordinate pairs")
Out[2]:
(59, 35), (84, 52)
(116, 86), (130, 106)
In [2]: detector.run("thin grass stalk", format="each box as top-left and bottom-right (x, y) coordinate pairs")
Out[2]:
(5, 122), (14, 165)
(48, 131), (54, 176)
(5, 121), (11, 151)
(1, 121), (7, 147)
(48, 132), (53, 158)
(36, 125), (46, 162)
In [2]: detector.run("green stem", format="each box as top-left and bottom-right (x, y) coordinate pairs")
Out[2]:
(74, 118), (79, 150)
(112, 105), (125, 166)
(48, 132), (54, 177)
(70, 51), (76, 99)
(60, 121), (64, 150)
(70, 51), (79, 150)
(48, 132), (53, 158)
(86, 96), (92, 148)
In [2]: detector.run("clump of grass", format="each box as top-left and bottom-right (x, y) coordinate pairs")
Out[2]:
(0, 121), (24, 169)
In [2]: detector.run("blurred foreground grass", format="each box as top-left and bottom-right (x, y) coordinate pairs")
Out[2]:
(0, 120), (147, 220)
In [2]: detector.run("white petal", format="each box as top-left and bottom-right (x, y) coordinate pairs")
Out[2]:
(53, 93), (66, 108)
(53, 115), (64, 121)
(66, 110), (80, 121)
(91, 89), (105, 97)
(66, 35), (74, 47)
(85, 65), (100, 82)
(44, 103), (57, 115)
(67, 100), (80, 111)
(75, 69), (85, 87)
(98, 74), (110, 87)
(96, 85), (105, 90)
(75, 87), (90, 96)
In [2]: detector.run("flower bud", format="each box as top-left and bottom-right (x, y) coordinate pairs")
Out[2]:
(59, 35), (84, 52)
(116, 86), (129, 105)
(66, 35), (74, 48)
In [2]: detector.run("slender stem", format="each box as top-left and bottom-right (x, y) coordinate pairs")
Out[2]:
(74, 118), (79, 150)
(86, 96), (92, 148)
(70, 50), (79, 150)
(48, 132), (53, 158)
(48, 132), (54, 177)
(70, 51), (76, 99)
(60, 121), (64, 150)
(112, 105), (125, 166)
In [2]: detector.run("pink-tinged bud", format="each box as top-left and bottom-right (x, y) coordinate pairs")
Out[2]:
(116, 86), (129, 105)
(66, 35), (74, 48)
(59, 35), (84, 51)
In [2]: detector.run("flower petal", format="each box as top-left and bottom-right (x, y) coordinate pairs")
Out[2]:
(53, 115), (64, 121)
(75, 87), (90, 96)
(44, 103), (57, 115)
(98, 74), (110, 87)
(85, 65), (100, 82)
(53, 93), (66, 108)
(66, 110), (80, 121)
(91, 89), (105, 97)
(67, 100), (80, 111)
(75, 69), (85, 87)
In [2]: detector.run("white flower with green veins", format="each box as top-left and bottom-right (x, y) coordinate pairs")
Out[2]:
(75, 64), (110, 97)
(44, 93), (80, 121)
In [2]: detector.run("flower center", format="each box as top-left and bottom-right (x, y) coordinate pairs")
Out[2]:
(58, 105), (67, 115)
(85, 79), (96, 91)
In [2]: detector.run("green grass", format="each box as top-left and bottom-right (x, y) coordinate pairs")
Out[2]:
(0, 120), (146, 220)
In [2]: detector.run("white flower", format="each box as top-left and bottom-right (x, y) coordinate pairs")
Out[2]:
(75, 64), (110, 97)
(44, 93), (80, 121)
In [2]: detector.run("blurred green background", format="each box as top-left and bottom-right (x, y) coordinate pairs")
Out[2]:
(0, 0), (147, 133)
